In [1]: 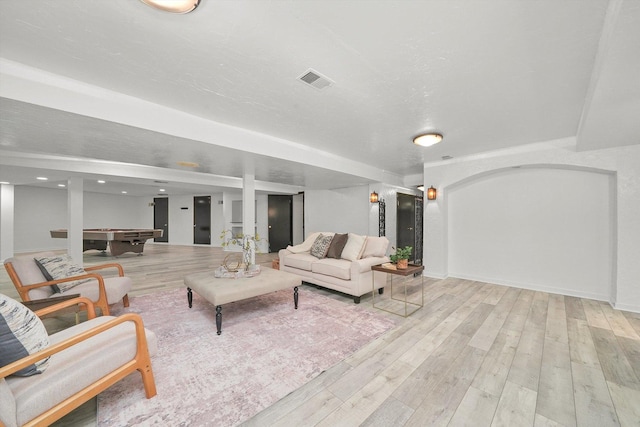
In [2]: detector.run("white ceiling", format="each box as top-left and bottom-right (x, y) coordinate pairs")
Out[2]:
(0, 0), (638, 196)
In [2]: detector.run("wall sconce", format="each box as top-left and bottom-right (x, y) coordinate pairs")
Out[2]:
(427, 186), (437, 200)
(370, 191), (379, 203)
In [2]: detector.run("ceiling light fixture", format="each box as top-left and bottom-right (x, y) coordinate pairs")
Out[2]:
(177, 161), (199, 168)
(36, 176), (48, 181)
(97, 180), (106, 184)
(139, 0), (199, 14)
(58, 184), (66, 188)
(413, 133), (443, 147)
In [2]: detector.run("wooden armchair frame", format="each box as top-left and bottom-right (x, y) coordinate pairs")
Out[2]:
(0, 297), (156, 427)
(4, 261), (130, 316)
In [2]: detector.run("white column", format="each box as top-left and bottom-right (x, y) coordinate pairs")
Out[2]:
(67, 177), (83, 264)
(243, 160), (256, 264)
(0, 184), (15, 261)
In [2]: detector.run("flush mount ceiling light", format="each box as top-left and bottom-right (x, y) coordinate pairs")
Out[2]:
(413, 133), (443, 147)
(139, 0), (200, 14)
(177, 161), (199, 168)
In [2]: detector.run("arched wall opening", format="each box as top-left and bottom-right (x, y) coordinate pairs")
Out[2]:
(444, 165), (615, 301)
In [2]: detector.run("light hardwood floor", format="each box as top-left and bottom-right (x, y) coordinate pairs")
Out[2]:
(2, 245), (639, 426)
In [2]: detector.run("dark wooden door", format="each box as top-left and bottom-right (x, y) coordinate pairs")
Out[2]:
(268, 195), (292, 252)
(153, 197), (169, 242)
(396, 193), (416, 262)
(193, 196), (211, 245)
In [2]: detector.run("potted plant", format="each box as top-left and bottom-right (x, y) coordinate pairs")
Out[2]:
(220, 229), (266, 271)
(390, 246), (413, 269)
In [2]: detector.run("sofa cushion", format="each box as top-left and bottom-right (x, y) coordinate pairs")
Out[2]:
(0, 293), (50, 377)
(312, 258), (352, 281)
(326, 233), (348, 259)
(0, 378), (16, 427)
(71, 276), (133, 304)
(4, 254), (55, 299)
(286, 232), (322, 254)
(341, 233), (367, 261)
(282, 253), (317, 271)
(362, 236), (389, 258)
(33, 255), (91, 293)
(7, 316), (157, 427)
(310, 234), (333, 259)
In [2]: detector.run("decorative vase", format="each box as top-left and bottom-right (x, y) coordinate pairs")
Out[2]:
(397, 259), (409, 269)
(242, 236), (255, 271)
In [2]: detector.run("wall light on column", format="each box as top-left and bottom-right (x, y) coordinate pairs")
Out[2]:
(140, 0), (199, 13)
(370, 191), (379, 203)
(427, 186), (437, 200)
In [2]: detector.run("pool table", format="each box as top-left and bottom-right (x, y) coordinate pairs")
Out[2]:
(50, 228), (163, 256)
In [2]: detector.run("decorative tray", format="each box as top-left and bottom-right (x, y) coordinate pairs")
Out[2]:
(214, 265), (261, 279)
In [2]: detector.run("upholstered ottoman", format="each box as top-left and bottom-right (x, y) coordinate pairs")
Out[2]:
(183, 267), (302, 335)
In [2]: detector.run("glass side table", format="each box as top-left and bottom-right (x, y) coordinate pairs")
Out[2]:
(371, 264), (424, 317)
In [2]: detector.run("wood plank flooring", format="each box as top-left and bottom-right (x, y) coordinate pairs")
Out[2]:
(1, 244), (639, 426)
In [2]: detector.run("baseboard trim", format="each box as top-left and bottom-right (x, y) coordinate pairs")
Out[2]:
(448, 272), (610, 303)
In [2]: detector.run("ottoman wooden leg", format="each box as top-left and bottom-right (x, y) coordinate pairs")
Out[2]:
(216, 305), (222, 335)
(187, 287), (193, 308)
(294, 286), (299, 309)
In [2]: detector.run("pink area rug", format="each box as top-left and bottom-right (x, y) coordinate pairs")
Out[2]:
(97, 286), (396, 426)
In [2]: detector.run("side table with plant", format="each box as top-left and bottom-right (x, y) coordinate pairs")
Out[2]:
(390, 246), (413, 269)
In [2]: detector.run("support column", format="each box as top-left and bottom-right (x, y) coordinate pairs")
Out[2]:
(243, 160), (256, 265)
(67, 177), (83, 264)
(0, 184), (15, 261)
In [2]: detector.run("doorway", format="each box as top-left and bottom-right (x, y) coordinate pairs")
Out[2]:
(194, 196), (211, 245)
(268, 195), (293, 252)
(153, 197), (169, 242)
(396, 193), (423, 264)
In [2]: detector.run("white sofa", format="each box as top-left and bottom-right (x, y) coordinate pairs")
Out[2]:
(278, 232), (390, 303)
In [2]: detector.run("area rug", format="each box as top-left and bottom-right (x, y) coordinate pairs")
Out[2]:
(97, 286), (396, 426)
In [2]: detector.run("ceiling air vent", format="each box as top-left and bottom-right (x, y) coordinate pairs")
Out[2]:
(298, 69), (333, 90)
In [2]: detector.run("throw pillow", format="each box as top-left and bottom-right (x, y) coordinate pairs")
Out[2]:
(34, 255), (91, 293)
(0, 293), (50, 376)
(310, 234), (333, 259)
(326, 233), (348, 259)
(286, 232), (322, 254)
(341, 233), (367, 261)
(362, 236), (389, 258)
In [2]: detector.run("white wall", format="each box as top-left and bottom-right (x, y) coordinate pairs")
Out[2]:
(12, 186), (149, 252)
(15, 186), (68, 252)
(448, 167), (611, 301)
(423, 139), (640, 312)
(305, 186), (370, 236)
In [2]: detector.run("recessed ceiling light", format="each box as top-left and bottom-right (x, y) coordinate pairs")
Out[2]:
(139, 0), (199, 13)
(159, 189), (166, 192)
(58, 184), (66, 188)
(177, 161), (199, 168)
(413, 133), (443, 147)
(0, 181), (9, 185)
(36, 176), (48, 181)
(97, 180), (106, 184)
(121, 191), (128, 194)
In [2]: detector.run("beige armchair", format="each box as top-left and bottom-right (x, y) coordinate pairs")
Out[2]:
(0, 296), (157, 427)
(4, 252), (131, 316)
